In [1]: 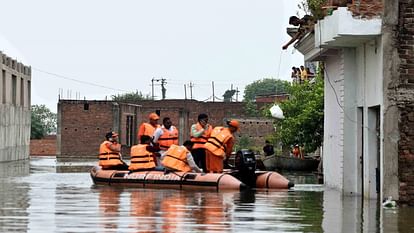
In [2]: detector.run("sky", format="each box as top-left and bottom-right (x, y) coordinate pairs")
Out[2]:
(0, 0), (303, 113)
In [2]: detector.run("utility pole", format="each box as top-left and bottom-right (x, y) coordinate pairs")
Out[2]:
(151, 78), (155, 100)
(184, 84), (187, 99)
(151, 78), (167, 100)
(212, 81), (215, 102)
(236, 87), (239, 102)
(189, 82), (194, 100)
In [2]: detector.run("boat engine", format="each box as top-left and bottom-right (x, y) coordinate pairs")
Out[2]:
(234, 149), (257, 188)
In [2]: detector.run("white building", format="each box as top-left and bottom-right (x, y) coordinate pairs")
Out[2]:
(293, 2), (401, 202)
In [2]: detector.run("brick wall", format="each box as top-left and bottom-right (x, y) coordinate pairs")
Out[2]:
(58, 99), (275, 160)
(397, 0), (414, 205)
(30, 135), (57, 155)
(348, 0), (383, 18)
(58, 100), (118, 160)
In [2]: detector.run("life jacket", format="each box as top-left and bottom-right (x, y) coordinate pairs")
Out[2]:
(140, 123), (160, 138)
(158, 127), (179, 150)
(129, 144), (156, 171)
(98, 141), (123, 168)
(190, 123), (212, 149)
(161, 145), (191, 172)
(204, 127), (233, 157)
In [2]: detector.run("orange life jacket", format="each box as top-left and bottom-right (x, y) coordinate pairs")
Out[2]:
(129, 144), (156, 171)
(161, 145), (191, 172)
(204, 127), (233, 157)
(99, 141), (123, 168)
(190, 123), (212, 149)
(140, 123), (160, 138)
(158, 127), (179, 150)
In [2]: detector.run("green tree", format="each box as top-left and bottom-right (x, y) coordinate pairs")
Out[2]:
(272, 75), (324, 153)
(111, 91), (151, 103)
(243, 78), (290, 116)
(31, 105), (57, 139)
(223, 89), (236, 102)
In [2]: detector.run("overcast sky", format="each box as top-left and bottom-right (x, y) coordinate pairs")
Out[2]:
(0, 0), (303, 112)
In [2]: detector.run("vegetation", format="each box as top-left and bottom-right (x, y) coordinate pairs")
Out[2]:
(243, 78), (290, 116)
(270, 72), (324, 153)
(31, 105), (57, 139)
(111, 91), (152, 102)
(223, 89), (236, 102)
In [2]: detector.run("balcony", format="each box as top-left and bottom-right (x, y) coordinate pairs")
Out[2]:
(314, 7), (381, 47)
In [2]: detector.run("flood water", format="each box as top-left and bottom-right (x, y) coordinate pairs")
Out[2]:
(1, 157), (413, 233)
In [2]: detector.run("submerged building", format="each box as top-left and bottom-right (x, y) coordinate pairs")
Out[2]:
(0, 51), (31, 162)
(292, 0), (414, 205)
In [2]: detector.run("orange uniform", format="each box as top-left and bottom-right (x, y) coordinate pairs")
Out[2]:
(204, 127), (234, 173)
(129, 144), (156, 171)
(190, 123), (212, 149)
(99, 141), (123, 169)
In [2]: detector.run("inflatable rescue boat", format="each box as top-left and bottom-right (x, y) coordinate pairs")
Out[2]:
(90, 149), (294, 191)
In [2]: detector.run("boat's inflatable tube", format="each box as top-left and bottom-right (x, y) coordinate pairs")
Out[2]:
(255, 171), (294, 189)
(91, 166), (293, 191)
(91, 166), (247, 191)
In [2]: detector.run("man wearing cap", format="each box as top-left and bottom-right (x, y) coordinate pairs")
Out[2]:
(99, 131), (129, 170)
(204, 119), (239, 173)
(137, 112), (161, 142)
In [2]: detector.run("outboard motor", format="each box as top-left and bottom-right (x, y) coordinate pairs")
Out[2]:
(234, 149), (257, 188)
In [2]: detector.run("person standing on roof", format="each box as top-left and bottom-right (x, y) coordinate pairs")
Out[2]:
(190, 113), (212, 172)
(99, 131), (129, 170)
(204, 119), (239, 173)
(137, 112), (161, 142)
(161, 140), (203, 173)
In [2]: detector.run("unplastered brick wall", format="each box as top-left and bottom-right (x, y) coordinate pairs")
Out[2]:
(348, 0), (383, 18)
(399, 105), (414, 204)
(397, 0), (414, 206)
(58, 100), (115, 159)
(30, 135), (57, 155)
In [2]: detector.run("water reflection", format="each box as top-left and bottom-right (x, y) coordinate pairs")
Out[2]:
(0, 157), (413, 232)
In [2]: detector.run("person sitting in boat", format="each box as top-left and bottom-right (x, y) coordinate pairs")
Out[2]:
(204, 119), (239, 173)
(153, 117), (179, 154)
(98, 131), (129, 170)
(190, 113), (213, 172)
(161, 140), (203, 173)
(292, 144), (304, 159)
(129, 135), (159, 172)
(137, 112), (160, 143)
(263, 140), (275, 157)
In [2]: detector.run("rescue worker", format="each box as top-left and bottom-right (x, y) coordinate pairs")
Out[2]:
(292, 144), (304, 159)
(190, 113), (212, 172)
(128, 135), (158, 172)
(137, 112), (160, 142)
(204, 119), (239, 173)
(153, 117), (179, 153)
(98, 131), (129, 170)
(161, 140), (203, 173)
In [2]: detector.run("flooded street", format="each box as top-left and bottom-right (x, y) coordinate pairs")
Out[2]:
(0, 157), (413, 232)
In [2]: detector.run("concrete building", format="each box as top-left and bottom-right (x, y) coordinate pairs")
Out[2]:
(0, 51), (31, 162)
(292, 0), (414, 205)
(57, 99), (275, 160)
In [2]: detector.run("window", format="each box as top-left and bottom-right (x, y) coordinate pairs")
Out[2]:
(27, 80), (31, 107)
(20, 78), (24, 106)
(12, 74), (17, 105)
(2, 70), (5, 104)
